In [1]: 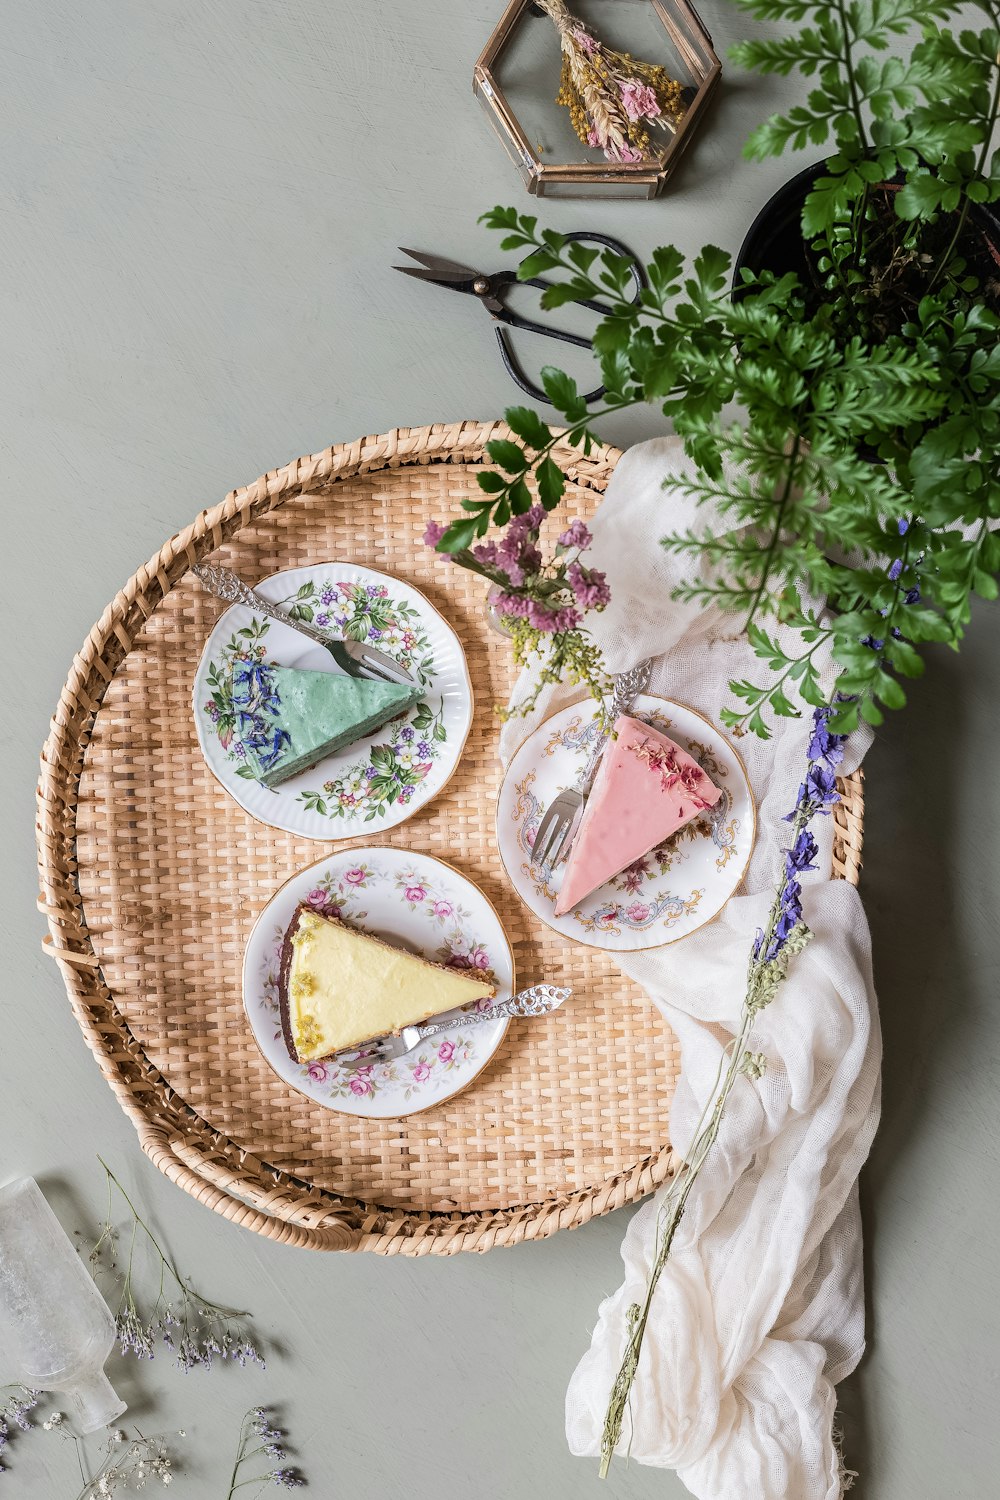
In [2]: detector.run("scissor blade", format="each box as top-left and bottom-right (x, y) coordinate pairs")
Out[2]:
(395, 246), (481, 284)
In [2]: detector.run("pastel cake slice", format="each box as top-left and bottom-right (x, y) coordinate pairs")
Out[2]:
(553, 714), (722, 917)
(231, 660), (420, 788)
(278, 904), (497, 1063)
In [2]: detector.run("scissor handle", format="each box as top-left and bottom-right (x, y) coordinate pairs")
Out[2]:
(492, 231), (646, 406)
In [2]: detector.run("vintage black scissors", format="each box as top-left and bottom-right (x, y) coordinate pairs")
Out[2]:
(394, 232), (646, 405)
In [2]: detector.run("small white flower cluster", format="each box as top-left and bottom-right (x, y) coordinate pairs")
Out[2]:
(87, 1432), (175, 1495)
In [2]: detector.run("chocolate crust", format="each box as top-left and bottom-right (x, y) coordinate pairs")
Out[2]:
(276, 902), (309, 1064)
(275, 901), (498, 1065)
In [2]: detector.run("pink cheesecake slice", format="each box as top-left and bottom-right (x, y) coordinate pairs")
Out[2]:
(553, 715), (722, 917)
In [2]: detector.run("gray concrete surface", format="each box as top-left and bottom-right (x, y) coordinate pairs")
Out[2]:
(2, 2), (997, 1496)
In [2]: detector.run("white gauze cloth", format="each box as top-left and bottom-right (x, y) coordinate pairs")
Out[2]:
(498, 437), (882, 1500)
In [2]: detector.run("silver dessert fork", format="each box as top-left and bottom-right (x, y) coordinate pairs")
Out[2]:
(531, 660), (652, 871)
(336, 983), (570, 1069)
(192, 563), (416, 687)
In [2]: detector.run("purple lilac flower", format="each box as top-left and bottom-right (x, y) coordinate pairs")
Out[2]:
(473, 541), (499, 566)
(559, 518), (592, 549)
(567, 561), (611, 611)
(423, 520), (447, 547)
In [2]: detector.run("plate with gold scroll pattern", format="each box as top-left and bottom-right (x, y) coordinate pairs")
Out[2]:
(242, 847), (514, 1118)
(496, 696), (755, 953)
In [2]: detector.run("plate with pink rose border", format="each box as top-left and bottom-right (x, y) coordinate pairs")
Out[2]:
(242, 846), (515, 1118)
(496, 695), (756, 953)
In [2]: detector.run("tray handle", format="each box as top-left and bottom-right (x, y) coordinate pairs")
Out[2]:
(141, 1127), (359, 1252)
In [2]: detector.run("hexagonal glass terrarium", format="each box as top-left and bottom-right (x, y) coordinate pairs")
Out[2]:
(474, 0), (721, 198)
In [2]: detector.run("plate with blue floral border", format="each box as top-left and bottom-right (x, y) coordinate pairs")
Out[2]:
(242, 847), (514, 1118)
(496, 695), (756, 952)
(193, 562), (473, 839)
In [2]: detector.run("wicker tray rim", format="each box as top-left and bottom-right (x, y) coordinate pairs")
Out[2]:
(36, 420), (864, 1254)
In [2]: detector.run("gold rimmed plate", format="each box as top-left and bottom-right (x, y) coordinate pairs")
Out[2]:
(242, 847), (514, 1119)
(496, 695), (756, 952)
(192, 561), (473, 840)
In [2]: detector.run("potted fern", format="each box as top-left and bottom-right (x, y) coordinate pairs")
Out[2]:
(436, 0), (999, 741)
(428, 0), (1000, 1475)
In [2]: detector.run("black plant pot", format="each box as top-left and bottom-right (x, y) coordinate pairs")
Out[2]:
(732, 157), (1000, 294)
(730, 161), (1000, 460)
(733, 159), (827, 290)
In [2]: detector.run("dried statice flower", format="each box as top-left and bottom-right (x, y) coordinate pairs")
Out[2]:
(227, 1407), (305, 1495)
(90, 1161), (264, 1376)
(0, 1386), (41, 1476)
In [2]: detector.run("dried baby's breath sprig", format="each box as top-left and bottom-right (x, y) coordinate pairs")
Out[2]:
(226, 1407), (305, 1494)
(91, 1160), (265, 1375)
(75, 1427), (177, 1498)
(537, 0), (686, 162)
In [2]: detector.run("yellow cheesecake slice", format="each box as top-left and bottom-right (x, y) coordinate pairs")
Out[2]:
(277, 903), (497, 1063)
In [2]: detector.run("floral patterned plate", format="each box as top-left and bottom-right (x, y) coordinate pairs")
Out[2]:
(242, 848), (514, 1118)
(497, 695), (756, 953)
(193, 563), (472, 839)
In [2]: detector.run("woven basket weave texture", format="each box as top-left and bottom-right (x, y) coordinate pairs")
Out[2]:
(37, 422), (864, 1254)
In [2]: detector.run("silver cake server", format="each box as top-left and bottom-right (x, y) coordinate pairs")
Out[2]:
(192, 563), (416, 687)
(335, 983), (570, 1069)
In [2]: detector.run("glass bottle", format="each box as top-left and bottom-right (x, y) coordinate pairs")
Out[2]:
(0, 1177), (126, 1434)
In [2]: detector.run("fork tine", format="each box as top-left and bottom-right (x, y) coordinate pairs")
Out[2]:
(532, 806), (566, 869)
(554, 805), (584, 866)
(545, 816), (575, 870)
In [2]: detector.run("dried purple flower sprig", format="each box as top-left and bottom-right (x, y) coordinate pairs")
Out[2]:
(0, 1385), (41, 1476)
(425, 508), (611, 719)
(598, 701), (848, 1474)
(90, 1160), (264, 1375)
(226, 1407), (305, 1495)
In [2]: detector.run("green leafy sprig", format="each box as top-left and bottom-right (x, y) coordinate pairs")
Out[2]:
(439, 4), (999, 736)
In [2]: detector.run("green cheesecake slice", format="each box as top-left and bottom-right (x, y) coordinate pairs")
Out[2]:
(231, 660), (421, 788)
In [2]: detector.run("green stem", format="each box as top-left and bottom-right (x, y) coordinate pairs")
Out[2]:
(598, 792), (815, 1476)
(98, 1159), (250, 1320)
(833, 0), (870, 152)
(745, 432), (804, 627)
(927, 46), (1000, 292)
(225, 1412), (251, 1500)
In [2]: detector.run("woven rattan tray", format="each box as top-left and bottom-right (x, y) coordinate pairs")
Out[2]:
(37, 421), (864, 1254)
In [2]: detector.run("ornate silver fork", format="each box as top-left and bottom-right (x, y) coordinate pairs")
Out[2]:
(192, 563), (416, 687)
(336, 983), (570, 1069)
(530, 660), (652, 871)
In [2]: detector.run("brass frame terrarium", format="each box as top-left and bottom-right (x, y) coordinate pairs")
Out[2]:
(474, 0), (722, 199)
